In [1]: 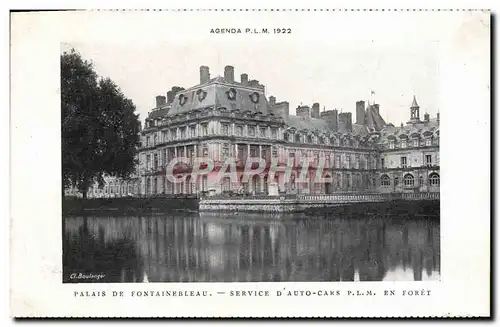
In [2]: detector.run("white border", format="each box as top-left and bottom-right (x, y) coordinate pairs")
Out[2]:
(8, 6), (491, 319)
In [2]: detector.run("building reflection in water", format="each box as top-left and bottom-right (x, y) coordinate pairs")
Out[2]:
(63, 212), (440, 283)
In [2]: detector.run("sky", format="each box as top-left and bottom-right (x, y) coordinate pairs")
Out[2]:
(62, 40), (438, 126)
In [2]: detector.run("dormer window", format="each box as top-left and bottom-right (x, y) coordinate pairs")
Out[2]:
(425, 138), (431, 146)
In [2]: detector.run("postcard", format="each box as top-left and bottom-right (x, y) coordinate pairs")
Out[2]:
(10, 9), (490, 318)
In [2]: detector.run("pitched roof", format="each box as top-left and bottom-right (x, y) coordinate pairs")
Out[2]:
(410, 95), (419, 108)
(364, 105), (386, 131)
(165, 77), (268, 117)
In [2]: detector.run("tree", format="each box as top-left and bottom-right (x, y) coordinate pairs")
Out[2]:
(61, 49), (141, 198)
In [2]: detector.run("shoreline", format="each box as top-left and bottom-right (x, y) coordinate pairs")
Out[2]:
(62, 195), (439, 217)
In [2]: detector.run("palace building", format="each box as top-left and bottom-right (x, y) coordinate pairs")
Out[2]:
(135, 65), (440, 197)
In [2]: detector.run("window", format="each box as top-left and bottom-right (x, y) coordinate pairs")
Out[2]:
(307, 135), (313, 143)
(394, 177), (399, 186)
(248, 126), (255, 136)
(202, 176), (208, 191)
(189, 125), (196, 138)
(222, 177), (231, 192)
(260, 127), (266, 138)
(153, 154), (158, 170)
(271, 129), (277, 139)
(250, 146), (258, 157)
(201, 124), (208, 136)
(222, 124), (229, 135)
(203, 147), (208, 157)
(413, 139), (419, 147)
(146, 136), (151, 147)
(389, 140), (395, 149)
(335, 155), (341, 168)
(419, 176), (424, 186)
(345, 155), (351, 169)
(425, 138), (432, 146)
(236, 125), (243, 136)
(401, 140), (407, 148)
(146, 154), (151, 170)
(289, 152), (295, 158)
(429, 173), (440, 186)
(162, 149), (167, 167)
(401, 156), (407, 168)
(381, 174), (390, 187)
(163, 130), (169, 142)
(346, 174), (351, 188)
(355, 156), (360, 169)
(325, 154), (330, 165)
(426, 155), (432, 166)
(381, 158), (385, 168)
(222, 144), (229, 157)
(170, 129), (176, 140)
(180, 127), (186, 139)
(261, 149), (267, 159)
(295, 134), (301, 143)
(272, 148), (278, 157)
(403, 174), (414, 187)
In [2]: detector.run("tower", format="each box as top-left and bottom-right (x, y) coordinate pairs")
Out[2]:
(410, 95), (420, 122)
(406, 95), (422, 125)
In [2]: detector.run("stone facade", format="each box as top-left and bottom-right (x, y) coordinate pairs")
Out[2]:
(64, 175), (141, 198)
(134, 66), (440, 197)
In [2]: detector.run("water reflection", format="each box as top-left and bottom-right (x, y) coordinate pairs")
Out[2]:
(63, 213), (440, 283)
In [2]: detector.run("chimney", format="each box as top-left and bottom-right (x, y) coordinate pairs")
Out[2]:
(356, 101), (366, 125)
(248, 79), (260, 87)
(296, 105), (310, 118)
(224, 65), (235, 83)
(200, 66), (210, 84)
(270, 101), (289, 120)
(166, 90), (175, 104)
(320, 109), (338, 130)
(241, 73), (248, 85)
(155, 95), (166, 107)
(311, 103), (320, 118)
(269, 96), (276, 106)
(339, 112), (353, 132)
(424, 113), (430, 123)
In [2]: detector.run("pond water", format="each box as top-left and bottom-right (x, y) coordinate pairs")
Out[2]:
(63, 212), (440, 282)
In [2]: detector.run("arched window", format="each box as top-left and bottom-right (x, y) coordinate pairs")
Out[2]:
(381, 174), (390, 187)
(429, 173), (440, 186)
(404, 174), (414, 187)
